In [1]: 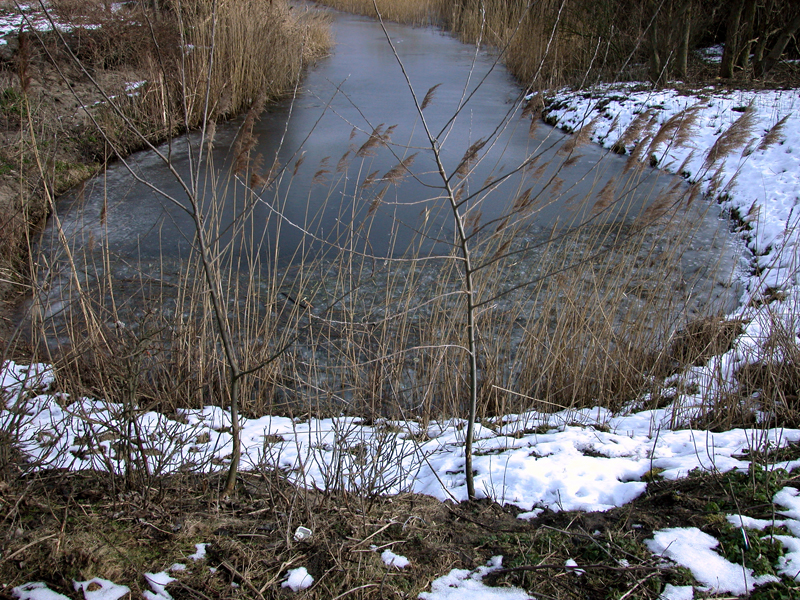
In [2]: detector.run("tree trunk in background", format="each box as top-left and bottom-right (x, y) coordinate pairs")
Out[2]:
(649, 0), (695, 82)
(736, 0), (757, 72)
(141, 0), (159, 19)
(720, 0), (745, 78)
(649, 13), (662, 82)
(756, 11), (800, 77)
(676, 2), (691, 79)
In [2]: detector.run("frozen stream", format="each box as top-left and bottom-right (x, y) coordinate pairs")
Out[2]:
(28, 6), (745, 380)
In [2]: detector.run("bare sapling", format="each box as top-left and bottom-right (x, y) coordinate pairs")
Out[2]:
(363, 0), (746, 497)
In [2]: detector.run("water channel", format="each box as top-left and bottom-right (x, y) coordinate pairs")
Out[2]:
(28, 5), (746, 412)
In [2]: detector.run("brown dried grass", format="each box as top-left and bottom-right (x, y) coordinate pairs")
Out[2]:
(702, 105), (757, 171)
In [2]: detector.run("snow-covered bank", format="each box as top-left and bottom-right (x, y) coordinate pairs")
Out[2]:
(10, 85), (800, 512)
(543, 84), (800, 424)
(5, 358), (800, 597)
(542, 85), (800, 301)
(4, 358), (800, 513)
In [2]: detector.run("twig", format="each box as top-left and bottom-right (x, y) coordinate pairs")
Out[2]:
(494, 562), (665, 575)
(5, 533), (58, 561)
(348, 520), (400, 549)
(258, 558), (301, 595)
(219, 560), (265, 600)
(618, 571), (660, 600)
(173, 580), (214, 600)
(330, 584), (379, 600)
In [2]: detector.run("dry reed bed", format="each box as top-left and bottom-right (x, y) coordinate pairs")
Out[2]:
(28, 101), (742, 428)
(312, 0), (672, 87)
(0, 0), (330, 329)
(8, 1), (783, 470)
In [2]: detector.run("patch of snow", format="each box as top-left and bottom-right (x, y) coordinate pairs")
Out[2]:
(659, 584), (694, 600)
(124, 80), (146, 93)
(542, 86), (800, 310)
(0, 4), (99, 41)
(12, 582), (71, 600)
(726, 513), (784, 531)
(726, 486), (800, 581)
(564, 558), (584, 575)
(187, 543), (208, 561)
(418, 556), (530, 600)
(282, 567), (314, 592)
(73, 578), (130, 600)
(772, 486), (800, 579)
(381, 549), (410, 569)
(143, 572), (175, 600)
(696, 45), (724, 64)
(1, 361), (54, 396)
(645, 527), (779, 594)
(5, 360), (800, 516)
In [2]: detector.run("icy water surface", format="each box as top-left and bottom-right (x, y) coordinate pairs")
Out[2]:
(29, 7), (745, 378)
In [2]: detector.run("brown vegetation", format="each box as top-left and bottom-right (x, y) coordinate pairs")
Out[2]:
(315, 0), (800, 88)
(0, 0), (330, 344)
(3, 0), (791, 486)
(2, 448), (799, 598)
(3, 2), (800, 596)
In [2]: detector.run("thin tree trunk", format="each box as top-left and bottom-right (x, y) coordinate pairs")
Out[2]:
(649, 12), (662, 82)
(720, 0), (745, 78)
(736, 0), (757, 72)
(676, 2), (691, 79)
(752, 0), (777, 66)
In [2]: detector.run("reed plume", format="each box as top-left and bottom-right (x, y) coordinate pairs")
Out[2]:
(558, 117), (597, 155)
(357, 124), (392, 157)
(703, 106), (756, 171)
(591, 176), (616, 215)
(758, 114), (789, 151)
(624, 134), (651, 173)
(646, 104), (702, 158)
(421, 83), (441, 111)
(616, 109), (653, 150)
(361, 170), (381, 189)
(382, 152), (418, 184)
(454, 139), (487, 179)
(336, 150), (352, 173)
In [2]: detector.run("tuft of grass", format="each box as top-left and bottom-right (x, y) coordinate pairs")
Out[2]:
(310, 0), (445, 26)
(703, 104), (757, 171)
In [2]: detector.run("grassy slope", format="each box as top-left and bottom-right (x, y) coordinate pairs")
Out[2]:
(2, 450), (800, 599)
